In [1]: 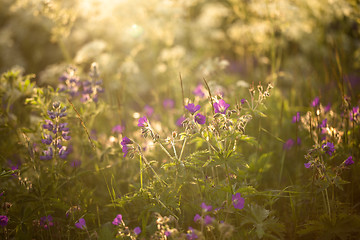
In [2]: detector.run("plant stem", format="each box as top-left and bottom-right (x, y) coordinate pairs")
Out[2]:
(139, 155), (143, 190)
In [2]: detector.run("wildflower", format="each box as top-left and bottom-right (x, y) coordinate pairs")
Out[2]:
(241, 98), (246, 105)
(70, 159), (81, 168)
(165, 231), (171, 237)
(345, 156), (354, 166)
(121, 136), (132, 146)
(292, 112), (300, 123)
(283, 139), (295, 150)
(297, 137), (301, 145)
(0, 215), (8, 227)
(201, 202), (212, 212)
(322, 142), (335, 156)
(213, 99), (230, 114)
(163, 99), (175, 109)
(134, 226), (141, 235)
(319, 118), (327, 128)
(176, 115), (186, 126)
(324, 103), (331, 113)
(75, 218), (86, 230)
(59, 146), (71, 159)
(112, 214), (123, 225)
(193, 214), (201, 222)
(144, 105), (154, 117)
(204, 215), (214, 225)
(193, 84), (205, 98)
(42, 120), (54, 132)
(311, 97), (320, 107)
(40, 215), (54, 229)
(185, 103), (201, 114)
(187, 227), (198, 240)
(194, 113), (206, 125)
(232, 193), (245, 210)
(304, 162), (311, 168)
(40, 147), (53, 161)
(350, 106), (359, 121)
(112, 125), (124, 134)
(138, 116), (149, 127)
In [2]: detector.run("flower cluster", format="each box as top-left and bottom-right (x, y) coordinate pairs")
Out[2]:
(0, 215), (8, 227)
(112, 214), (141, 238)
(75, 218), (86, 230)
(59, 63), (104, 103)
(184, 103), (206, 125)
(40, 101), (71, 160)
(39, 215), (54, 229)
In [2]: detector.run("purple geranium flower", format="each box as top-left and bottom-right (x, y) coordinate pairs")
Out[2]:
(292, 112), (300, 123)
(241, 98), (246, 105)
(232, 193), (245, 209)
(194, 113), (206, 125)
(121, 136), (132, 147)
(112, 125), (125, 134)
(112, 214), (123, 225)
(138, 116), (149, 127)
(193, 84), (205, 98)
(311, 97), (320, 107)
(0, 215), (8, 227)
(187, 227), (198, 240)
(185, 103), (201, 114)
(134, 226), (141, 235)
(75, 218), (86, 230)
(165, 230), (171, 237)
(163, 99), (175, 109)
(193, 214), (201, 222)
(350, 106), (359, 121)
(40, 215), (54, 229)
(144, 105), (154, 117)
(176, 115), (186, 127)
(201, 202), (212, 212)
(204, 215), (214, 225)
(324, 103), (331, 113)
(304, 162), (311, 168)
(283, 139), (295, 150)
(213, 99), (230, 114)
(345, 156), (354, 166)
(319, 118), (327, 128)
(322, 142), (335, 156)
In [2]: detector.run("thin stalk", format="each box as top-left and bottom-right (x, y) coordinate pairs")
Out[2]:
(139, 155), (143, 190)
(324, 188), (331, 218)
(178, 137), (187, 167)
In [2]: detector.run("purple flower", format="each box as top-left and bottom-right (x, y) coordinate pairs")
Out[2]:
(185, 103), (201, 114)
(311, 97), (320, 107)
(121, 136), (132, 146)
(144, 105), (154, 117)
(283, 139), (295, 150)
(165, 231), (171, 237)
(187, 227), (198, 240)
(241, 98), (246, 105)
(213, 99), (230, 114)
(40, 215), (54, 229)
(297, 137), (301, 145)
(193, 214), (201, 222)
(193, 84), (205, 98)
(345, 156), (354, 166)
(59, 146), (70, 159)
(112, 214), (123, 225)
(122, 145), (129, 158)
(350, 106), (359, 121)
(70, 159), (81, 168)
(304, 162), (311, 168)
(204, 215), (214, 225)
(163, 99), (175, 109)
(292, 112), (300, 123)
(194, 113), (206, 125)
(75, 218), (86, 230)
(0, 215), (8, 227)
(40, 147), (53, 161)
(138, 116), (149, 127)
(42, 120), (54, 132)
(232, 193), (245, 210)
(134, 226), (141, 235)
(322, 142), (335, 156)
(112, 125), (124, 134)
(201, 202), (212, 212)
(176, 115), (186, 127)
(324, 103), (331, 113)
(319, 119), (327, 128)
